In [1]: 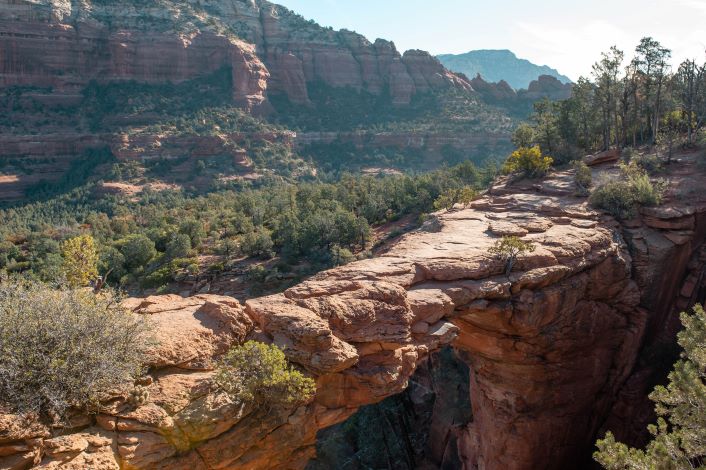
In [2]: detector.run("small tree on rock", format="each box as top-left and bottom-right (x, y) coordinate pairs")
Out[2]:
(490, 236), (536, 275)
(433, 189), (460, 212)
(458, 186), (480, 208)
(434, 186), (479, 212)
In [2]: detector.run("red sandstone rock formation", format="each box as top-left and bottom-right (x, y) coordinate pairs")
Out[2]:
(584, 148), (621, 166)
(521, 74), (573, 101)
(0, 0), (483, 200)
(470, 74), (518, 102)
(0, 0), (470, 108)
(3, 157), (704, 469)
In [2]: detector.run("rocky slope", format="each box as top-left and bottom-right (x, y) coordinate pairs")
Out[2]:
(2, 154), (704, 469)
(470, 74), (573, 107)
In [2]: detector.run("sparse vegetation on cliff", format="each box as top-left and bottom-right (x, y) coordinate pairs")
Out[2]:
(0, 277), (152, 420)
(590, 163), (664, 219)
(489, 236), (536, 275)
(595, 304), (706, 470)
(215, 341), (315, 407)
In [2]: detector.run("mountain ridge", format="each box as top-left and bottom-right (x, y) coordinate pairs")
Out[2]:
(438, 49), (572, 90)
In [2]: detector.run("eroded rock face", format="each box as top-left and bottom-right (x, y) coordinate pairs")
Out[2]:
(0, 0), (469, 108)
(2, 160), (705, 469)
(307, 347), (472, 470)
(0, 0), (478, 200)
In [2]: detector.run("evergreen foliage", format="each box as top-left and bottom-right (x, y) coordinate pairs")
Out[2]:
(489, 236), (536, 275)
(61, 235), (99, 287)
(595, 305), (706, 470)
(215, 341), (315, 407)
(0, 277), (151, 419)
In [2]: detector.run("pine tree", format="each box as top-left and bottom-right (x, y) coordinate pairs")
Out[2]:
(595, 304), (706, 470)
(61, 235), (99, 287)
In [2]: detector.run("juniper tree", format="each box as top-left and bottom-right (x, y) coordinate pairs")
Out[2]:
(595, 304), (706, 470)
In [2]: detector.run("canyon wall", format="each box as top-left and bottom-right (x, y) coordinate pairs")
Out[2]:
(2, 156), (704, 469)
(0, 0), (485, 200)
(0, 0), (470, 108)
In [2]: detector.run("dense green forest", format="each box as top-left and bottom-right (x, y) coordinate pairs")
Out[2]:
(514, 37), (705, 164)
(0, 161), (493, 293)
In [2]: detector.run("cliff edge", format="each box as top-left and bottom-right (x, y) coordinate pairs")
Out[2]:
(1, 154), (705, 469)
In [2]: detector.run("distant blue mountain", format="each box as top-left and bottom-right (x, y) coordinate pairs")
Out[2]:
(437, 49), (572, 90)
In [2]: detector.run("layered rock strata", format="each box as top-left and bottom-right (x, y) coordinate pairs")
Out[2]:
(0, 0), (469, 108)
(2, 158), (705, 469)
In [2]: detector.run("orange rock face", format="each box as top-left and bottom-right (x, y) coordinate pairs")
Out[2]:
(2, 166), (705, 468)
(0, 0), (469, 109)
(0, 0), (483, 200)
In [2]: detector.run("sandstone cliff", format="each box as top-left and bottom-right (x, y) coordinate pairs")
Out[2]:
(0, 0), (491, 200)
(2, 154), (704, 469)
(0, 0), (470, 108)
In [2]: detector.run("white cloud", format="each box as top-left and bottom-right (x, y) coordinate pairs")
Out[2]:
(511, 20), (638, 79)
(673, 0), (706, 15)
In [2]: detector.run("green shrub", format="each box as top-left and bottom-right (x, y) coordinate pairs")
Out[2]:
(432, 186), (479, 212)
(503, 146), (553, 178)
(589, 180), (637, 219)
(572, 161), (593, 196)
(118, 234), (157, 271)
(433, 189), (460, 212)
(61, 234), (99, 287)
(589, 165), (664, 219)
(141, 265), (174, 289)
(165, 233), (192, 260)
(630, 172), (664, 207)
(240, 230), (275, 259)
(329, 245), (355, 267)
(633, 153), (663, 174)
(215, 341), (315, 407)
(0, 277), (151, 419)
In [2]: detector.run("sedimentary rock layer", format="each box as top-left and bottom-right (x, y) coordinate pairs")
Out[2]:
(0, 0), (470, 107)
(4, 157), (704, 469)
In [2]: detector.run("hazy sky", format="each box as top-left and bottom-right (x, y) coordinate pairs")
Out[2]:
(275, 0), (706, 80)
